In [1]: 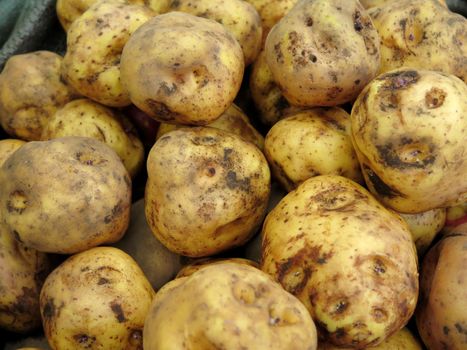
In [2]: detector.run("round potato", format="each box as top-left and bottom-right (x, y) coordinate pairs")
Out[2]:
(262, 175), (418, 348)
(61, 0), (155, 107)
(144, 263), (318, 350)
(0, 137), (131, 254)
(0, 51), (77, 141)
(41, 98), (144, 177)
(265, 108), (362, 191)
(40, 247), (155, 350)
(176, 258), (259, 278)
(0, 139), (25, 166)
(265, 0), (380, 107)
(145, 127), (270, 257)
(120, 12), (244, 125)
(351, 69), (467, 213)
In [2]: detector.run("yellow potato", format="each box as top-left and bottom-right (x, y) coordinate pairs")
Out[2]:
(144, 263), (318, 350)
(40, 247), (155, 350)
(262, 175), (418, 348)
(120, 12), (244, 125)
(0, 139), (26, 166)
(41, 98), (144, 177)
(176, 258), (259, 278)
(0, 51), (77, 141)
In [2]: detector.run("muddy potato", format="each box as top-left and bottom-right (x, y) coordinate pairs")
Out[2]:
(265, 108), (362, 192)
(41, 99), (144, 177)
(265, 0), (380, 107)
(168, 0), (262, 66)
(262, 175), (419, 348)
(145, 127), (270, 257)
(156, 104), (264, 149)
(0, 51), (77, 141)
(61, 0), (155, 107)
(144, 263), (318, 350)
(416, 227), (467, 350)
(0, 139), (25, 166)
(176, 258), (259, 278)
(369, 0), (465, 81)
(0, 137), (131, 254)
(120, 12), (244, 125)
(351, 69), (467, 213)
(40, 247), (155, 350)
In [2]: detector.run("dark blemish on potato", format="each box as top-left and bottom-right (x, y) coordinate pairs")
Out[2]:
(376, 141), (435, 169)
(329, 72), (338, 83)
(97, 265), (120, 273)
(373, 259), (386, 274)
(274, 95), (290, 113)
(110, 301), (127, 323)
(455, 323), (467, 335)
(223, 148), (233, 161)
(104, 202), (124, 224)
(274, 43), (284, 64)
(86, 73), (99, 85)
(12, 230), (23, 243)
(363, 165), (402, 198)
(354, 79), (360, 85)
(159, 82), (177, 95)
(327, 87), (343, 100)
(379, 93), (399, 111)
(73, 334), (96, 346)
(226, 171), (251, 192)
(380, 70), (420, 90)
(206, 167), (216, 177)
(443, 326), (450, 335)
(425, 88), (446, 109)
(354, 11), (364, 32)
(145, 99), (178, 121)
(97, 277), (110, 285)
(43, 298), (56, 320)
(335, 328), (346, 338)
(170, 0), (181, 8)
(306, 17), (313, 27)
(129, 329), (143, 346)
(95, 125), (107, 143)
(334, 300), (349, 314)
(309, 54), (317, 63)
(7, 190), (28, 214)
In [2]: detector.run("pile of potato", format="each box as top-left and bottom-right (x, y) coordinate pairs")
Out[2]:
(0, 0), (466, 349)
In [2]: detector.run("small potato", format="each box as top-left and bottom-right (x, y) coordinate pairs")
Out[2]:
(120, 12), (244, 125)
(0, 139), (25, 166)
(41, 99), (144, 177)
(0, 137), (131, 254)
(145, 127), (270, 257)
(61, 0), (155, 107)
(144, 263), (318, 350)
(156, 104), (264, 150)
(351, 69), (467, 213)
(176, 258), (259, 278)
(264, 108), (363, 191)
(262, 175), (418, 348)
(0, 51), (77, 141)
(168, 0), (262, 65)
(40, 247), (155, 350)
(265, 0), (380, 107)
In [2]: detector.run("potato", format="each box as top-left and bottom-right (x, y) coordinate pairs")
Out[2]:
(61, 0), (155, 107)
(265, 108), (363, 191)
(41, 98), (144, 177)
(120, 12), (244, 125)
(40, 247), (155, 350)
(265, 0), (380, 107)
(369, 0), (466, 82)
(145, 127), (270, 257)
(113, 199), (182, 290)
(0, 228), (51, 333)
(0, 137), (131, 254)
(416, 227), (467, 350)
(262, 175), (418, 348)
(176, 258), (259, 278)
(0, 139), (25, 166)
(351, 68), (467, 213)
(399, 208), (446, 256)
(156, 104), (264, 150)
(168, 0), (262, 66)
(0, 51), (77, 141)
(143, 263), (318, 350)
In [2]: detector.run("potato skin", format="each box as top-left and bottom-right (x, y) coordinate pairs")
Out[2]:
(416, 229), (467, 350)
(265, 0), (380, 107)
(61, 0), (155, 107)
(176, 258), (259, 278)
(145, 127), (270, 257)
(0, 139), (25, 166)
(40, 247), (155, 350)
(144, 263), (318, 350)
(265, 108), (362, 191)
(361, 0), (446, 8)
(261, 175), (418, 348)
(41, 98), (144, 177)
(351, 69), (467, 213)
(0, 137), (131, 254)
(0, 51), (77, 141)
(120, 12), (244, 125)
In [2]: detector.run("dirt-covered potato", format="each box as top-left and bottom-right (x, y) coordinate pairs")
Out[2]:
(0, 139), (25, 166)
(416, 228), (467, 350)
(40, 247), (155, 350)
(113, 199), (182, 290)
(176, 258), (259, 278)
(120, 12), (244, 125)
(144, 263), (318, 350)
(0, 137), (131, 254)
(369, 0), (465, 81)
(0, 51), (77, 141)
(265, 108), (362, 191)
(168, 0), (262, 66)
(262, 175), (419, 348)
(41, 98), (144, 177)
(156, 104), (264, 149)
(145, 127), (270, 257)
(265, 0), (380, 107)
(0, 228), (51, 332)
(399, 208), (446, 256)
(351, 69), (467, 213)
(61, 0), (155, 107)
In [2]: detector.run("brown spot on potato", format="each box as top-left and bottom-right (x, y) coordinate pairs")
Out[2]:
(372, 308), (388, 322)
(268, 304), (301, 326)
(373, 259), (386, 274)
(380, 70), (420, 90)
(226, 171), (251, 192)
(443, 326), (450, 335)
(306, 17), (313, 27)
(104, 202), (124, 224)
(73, 334), (96, 346)
(455, 323), (467, 335)
(334, 300), (349, 315)
(363, 165), (403, 198)
(233, 282), (256, 305)
(42, 298), (56, 320)
(425, 88), (446, 109)
(7, 190), (28, 214)
(12, 230), (23, 243)
(158, 82), (177, 95)
(353, 11), (364, 32)
(129, 329), (143, 346)
(327, 87), (343, 100)
(97, 277), (110, 285)
(145, 99), (179, 121)
(376, 139), (435, 169)
(110, 301), (127, 323)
